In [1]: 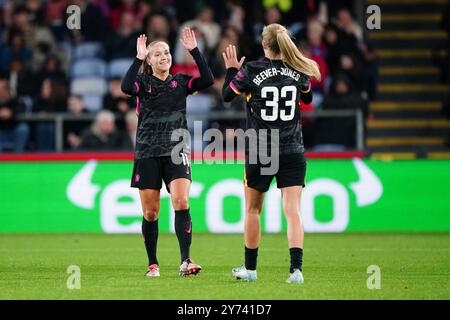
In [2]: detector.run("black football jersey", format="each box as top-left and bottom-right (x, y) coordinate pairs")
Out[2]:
(134, 73), (195, 158)
(229, 59), (310, 155)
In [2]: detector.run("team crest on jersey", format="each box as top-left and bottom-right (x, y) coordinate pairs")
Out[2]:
(170, 80), (178, 89)
(146, 83), (152, 93)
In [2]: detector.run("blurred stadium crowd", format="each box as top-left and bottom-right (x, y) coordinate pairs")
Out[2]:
(0, 0), (377, 153)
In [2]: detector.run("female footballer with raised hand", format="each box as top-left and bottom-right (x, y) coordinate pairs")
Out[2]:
(121, 28), (213, 277)
(222, 23), (321, 283)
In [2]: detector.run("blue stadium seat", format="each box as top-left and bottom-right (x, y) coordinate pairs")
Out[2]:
(82, 94), (104, 112)
(107, 58), (135, 78)
(72, 42), (104, 60)
(71, 77), (108, 96)
(70, 58), (107, 79)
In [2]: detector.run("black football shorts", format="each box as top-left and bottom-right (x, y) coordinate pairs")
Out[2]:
(244, 152), (306, 193)
(130, 153), (192, 192)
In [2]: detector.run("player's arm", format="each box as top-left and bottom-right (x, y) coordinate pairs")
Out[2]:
(121, 34), (147, 96)
(180, 27), (214, 92)
(300, 81), (312, 104)
(221, 45), (246, 102)
(121, 58), (143, 95)
(222, 67), (239, 102)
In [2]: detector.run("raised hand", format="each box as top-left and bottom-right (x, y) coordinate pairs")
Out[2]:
(136, 34), (149, 60)
(180, 27), (197, 51)
(222, 45), (245, 69)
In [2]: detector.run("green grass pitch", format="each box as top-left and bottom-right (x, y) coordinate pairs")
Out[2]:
(0, 233), (449, 300)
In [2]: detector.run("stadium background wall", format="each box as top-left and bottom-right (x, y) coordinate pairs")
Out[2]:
(1, 154), (449, 233)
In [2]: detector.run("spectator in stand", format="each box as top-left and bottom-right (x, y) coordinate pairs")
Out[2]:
(7, 57), (36, 100)
(95, 0), (112, 22)
(35, 54), (66, 86)
(10, 5), (67, 73)
(228, 3), (245, 33)
(323, 23), (342, 76)
(103, 76), (133, 121)
(105, 11), (139, 60)
(34, 77), (67, 113)
(307, 20), (327, 63)
(45, 0), (69, 41)
(179, 6), (221, 51)
(25, 0), (46, 28)
(79, 0), (108, 42)
(124, 110), (137, 150)
(336, 8), (378, 98)
(324, 23), (358, 75)
(313, 73), (367, 151)
(327, 0), (355, 19)
(110, 0), (139, 30)
(65, 94), (90, 150)
(209, 37), (234, 79)
(222, 24), (252, 60)
(252, 6), (282, 51)
(135, 0), (152, 31)
(301, 45), (329, 95)
(0, 30), (32, 72)
(77, 110), (129, 150)
(1, 1), (14, 31)
(339, 53), (366, 94)
(0, 78), (29, 152)
(336, 8), (363, 43)
(145, 14), (175, 48)
(34, 77), (67, 150)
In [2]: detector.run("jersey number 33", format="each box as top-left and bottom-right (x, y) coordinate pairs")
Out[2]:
(260, 85), (297, 121)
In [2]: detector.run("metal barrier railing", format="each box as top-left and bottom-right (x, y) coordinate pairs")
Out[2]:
(17, 109), (364, 152)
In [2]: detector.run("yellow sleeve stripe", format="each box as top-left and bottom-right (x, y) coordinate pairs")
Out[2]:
(230, 82), (241, 95)
(301, 83), (312, 93)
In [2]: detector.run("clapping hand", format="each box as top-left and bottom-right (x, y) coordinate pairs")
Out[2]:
(180, 27), (197, 51)
(136, 34), (149, 60)
(222, 45), (245, 69)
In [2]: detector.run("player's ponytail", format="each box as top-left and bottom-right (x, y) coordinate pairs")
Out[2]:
(263, 24), (321, 81)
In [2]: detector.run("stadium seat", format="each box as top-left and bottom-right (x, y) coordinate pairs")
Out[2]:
(107, 58), (135, 78)
(70, 58), (107, 79)
(71, 77), (108, 96)
(82, 94), (104, 112)
(72, 42), (103, 60)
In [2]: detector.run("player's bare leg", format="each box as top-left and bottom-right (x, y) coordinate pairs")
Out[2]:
(139, 189), (161, 276)
(233, 186), (265, 281)
(244, 186), (265, 249)
(169, 178), (201, 276)
(281, 186), (304, 283)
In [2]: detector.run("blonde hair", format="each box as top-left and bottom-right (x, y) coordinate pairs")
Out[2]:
(262, 23), (321, 80)
(142, 40), (169, 76)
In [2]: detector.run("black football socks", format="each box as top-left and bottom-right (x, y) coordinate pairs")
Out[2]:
(289, 247), (303, 273)
(175, 209), (192, 262)
(245, 247), (258, 271)
(142, 217), (159, 266)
